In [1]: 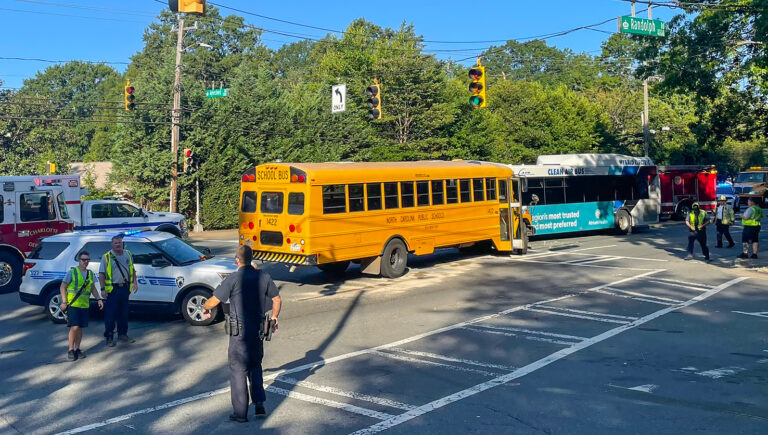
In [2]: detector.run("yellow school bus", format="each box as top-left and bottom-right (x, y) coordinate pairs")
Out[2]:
(238, 161), (529, 278)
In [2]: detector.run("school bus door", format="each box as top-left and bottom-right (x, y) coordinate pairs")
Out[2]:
(510, 177), (528, 254)
(496, 178), (513, 252)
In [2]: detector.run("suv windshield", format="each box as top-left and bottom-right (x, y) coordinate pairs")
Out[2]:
(153, 237), (206, 265)
(736, 172), (767, 183)
(56, 193), (70, 219)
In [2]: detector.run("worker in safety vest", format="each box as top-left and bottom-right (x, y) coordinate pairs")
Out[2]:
(59, 250), (103, 361)
(99, 233), (139, 347)
(739, 197), (763, 259)
(685, 202), (710, 261)
(714, 195), (735, 249)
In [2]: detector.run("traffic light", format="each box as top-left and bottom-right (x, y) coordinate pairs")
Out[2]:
(468, 64), (487, 108)
(183, 148), (194, 174)
(46, 162), (56, 174)
(366, 80), (382, 120)
(168, 0), (205, 15)
(124, 83), (135, 111)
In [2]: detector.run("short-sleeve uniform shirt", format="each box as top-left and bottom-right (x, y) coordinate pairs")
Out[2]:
(98, 250), (132, 285)
(213, 266), (265, 331)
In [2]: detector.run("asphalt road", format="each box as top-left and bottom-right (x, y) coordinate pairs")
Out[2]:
(1, 222), (766, 434)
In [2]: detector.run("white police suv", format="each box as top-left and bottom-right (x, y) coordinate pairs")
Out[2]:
(19, 230), (236, 326)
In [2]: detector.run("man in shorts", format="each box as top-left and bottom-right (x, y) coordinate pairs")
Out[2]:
(739, 197), (763, 259)
(59, 251), (104, 361)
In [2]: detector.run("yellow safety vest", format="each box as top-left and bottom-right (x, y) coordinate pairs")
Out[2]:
(103, 250), (135, 293)
(743, 205), (763, 227)
(718, 205), (735, 225)
(66, 268), (93, 308)
(688, 210), (707, 230)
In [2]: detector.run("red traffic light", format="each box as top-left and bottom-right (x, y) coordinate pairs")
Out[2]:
(185, 149), (192, 157)
(126, 86), (135, 94)
(468, 68), (483, 80)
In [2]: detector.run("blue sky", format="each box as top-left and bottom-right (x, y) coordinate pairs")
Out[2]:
(0, 0), (679, 89)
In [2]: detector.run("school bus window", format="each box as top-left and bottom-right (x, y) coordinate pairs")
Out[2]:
(367, 183), (382, 210)
(485, 178), (497, 200)
(431, 180), (444, 205)
(349, 184), (365, 212)
(241, 191), (257, 213)
(498, 179), (508, 202)
(322, 185), (346, 214)
(446, 179), (458, 204)
(473, 178), (484, 202)
(400, 181), (415, 208)
(416, 181), (430, 206)
(260, 192), (283, 214)
(288, 192), (305, 215)
(460, 179), (471, 203)
(384, 182), (399, 209)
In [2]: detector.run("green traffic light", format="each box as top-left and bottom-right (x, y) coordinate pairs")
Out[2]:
(469, 96), (483, 107)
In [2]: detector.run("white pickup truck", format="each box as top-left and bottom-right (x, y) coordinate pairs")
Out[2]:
(31, 174), (188, 239)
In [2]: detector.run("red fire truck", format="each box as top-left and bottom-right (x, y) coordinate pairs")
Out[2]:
(658, 165), (718, 219)
(0, 177), (75, 293)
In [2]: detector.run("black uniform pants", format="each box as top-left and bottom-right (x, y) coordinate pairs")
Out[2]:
(715, 220), (734, 247)
(104, 284), (130, 339)
(687, 229), (709, 258)
(228, 332), (265, 418)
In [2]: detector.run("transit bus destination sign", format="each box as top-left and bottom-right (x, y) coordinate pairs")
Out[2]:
(618, 16), (666, 37)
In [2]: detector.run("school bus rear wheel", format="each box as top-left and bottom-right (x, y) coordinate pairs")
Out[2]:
(381, 239), (407, 278)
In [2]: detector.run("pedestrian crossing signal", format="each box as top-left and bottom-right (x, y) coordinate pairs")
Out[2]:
(468, 65), (486, 108)
(124, 83), (135, 111)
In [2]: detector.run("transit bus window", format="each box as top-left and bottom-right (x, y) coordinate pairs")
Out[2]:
(384, 182), (399, 209)
(400, 181), (415, 208)
(431, 180), (445, 205)
(349, 184), (364, 212)
(322, 185), (346, 214)
(473, 178), (484, 202)
(499, 179), (508, 202)
(446, 179), (458, 204)
(522, 178), (544, 206)
(288, 192), (305, 215)
(367, 183), (382, 210)
(565, 178), (586, 203)
(261, 192), (284, 214)
(485, 178), (497, 201)
(544, 178), (565, 205)
(460, 179), (471, 203)
(596, 176), (615, 201)
(417, 181), (430, 206)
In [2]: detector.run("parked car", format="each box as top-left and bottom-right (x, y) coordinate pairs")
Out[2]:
(19, 231), (236, 326)
(716, 182), (740, 212)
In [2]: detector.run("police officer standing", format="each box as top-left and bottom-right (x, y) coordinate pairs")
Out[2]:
(99, 234), (138, 347)
(202, 245), (279, 422)
(685, 202), (710, 261)
(714, 195), (735, 248)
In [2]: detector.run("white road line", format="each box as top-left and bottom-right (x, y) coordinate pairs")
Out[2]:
(563, 256), (605, 264)
(602, 287), (683, 304)
(566, 252), (668, 262)
(351, 276), (749, 434)
(523, 245), (618, 259)
(370, 350), (501, 377)
(509, 258), (657, 271)
(525, 308), (630, 324)
(273, 377), (416, 411)
(533, 305), (638, 321)
(732, 311), (768, 319)
(628, 384), (658, 393)
(694, 367), (747, 379)
(646, 277), (712, 289)
(470, 325), (587, 341)
(594, 289), (676, 306)
(56, 269), (664, 434)
(576, 256), (623, 265)
(645, 279), (711, 291)
(463, 325), (577, 345)
(389, 348), (516, 371)
(265, 385), (394, 420)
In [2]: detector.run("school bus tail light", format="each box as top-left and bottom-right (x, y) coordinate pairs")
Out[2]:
(290, 167), (307, 183)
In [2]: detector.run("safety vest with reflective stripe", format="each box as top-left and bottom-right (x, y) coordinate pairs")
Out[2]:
(103, 250), (134, 293)
(67, 267), (93, 308)
(688, 210), (707, 230)
(743, 205), (764, 227)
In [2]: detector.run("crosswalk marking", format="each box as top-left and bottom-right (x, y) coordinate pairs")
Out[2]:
(534, 305), (638, 320)
(526, 307), (630, 324)
(603, 286), (683, 303)
(389, 348), (516, 371)
(470, 325), (588, 341)
(594, 289), (677, 306)
(273, 377), (417, 411)
(646, 278), (711, 291)
(265, 385), (395, 420)
(370, 350), (501, 377)
(463, 325), (578, 345)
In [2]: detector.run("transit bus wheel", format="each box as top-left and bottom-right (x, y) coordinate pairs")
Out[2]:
(381, 239), (407, 278)
(616, 209), (632, 235)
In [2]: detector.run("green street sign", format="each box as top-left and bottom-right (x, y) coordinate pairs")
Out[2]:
(205, 88), (229, 98)
(618, 16), (666, 37)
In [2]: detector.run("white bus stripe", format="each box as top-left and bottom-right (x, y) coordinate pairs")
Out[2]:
(526, 308), (629, 324)
(274, 377), (416, 411)
(351, 277), (749, 434)
(389, 348), (516, 371)
(370, 350), (500, 377)
(463, 325), (577, 345)
(603, 287), (683, 303)
(533, 305), (638, 320)
(265, 385), (394, 420)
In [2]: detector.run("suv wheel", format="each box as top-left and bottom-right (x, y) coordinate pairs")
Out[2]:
(45, 290), (67, 324)
(181, 288), (216, 326)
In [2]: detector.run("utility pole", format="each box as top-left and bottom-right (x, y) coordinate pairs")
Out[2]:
(194, 163), (203, 232)
(170, 15), (184, 213)
(642, 3), (652, 157)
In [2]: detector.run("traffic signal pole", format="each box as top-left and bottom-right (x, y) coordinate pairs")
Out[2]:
(170, 15), (184, 213)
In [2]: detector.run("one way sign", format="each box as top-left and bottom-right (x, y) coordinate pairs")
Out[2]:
(332, 84), (346, 113)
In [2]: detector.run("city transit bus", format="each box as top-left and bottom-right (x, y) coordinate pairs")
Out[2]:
(507, 154), (660, 236)
(238, 161), (529, 278)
